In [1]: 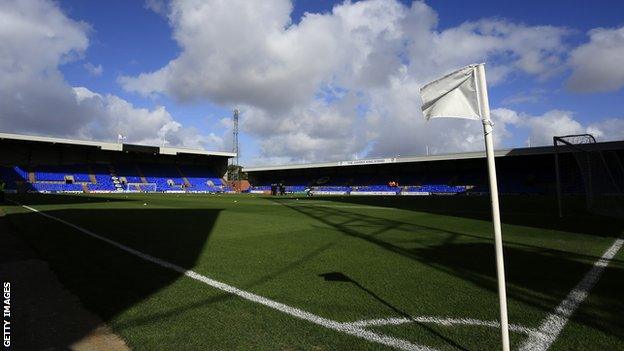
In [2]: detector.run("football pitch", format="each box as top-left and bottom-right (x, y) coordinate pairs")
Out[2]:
(2, 193), (623, 350)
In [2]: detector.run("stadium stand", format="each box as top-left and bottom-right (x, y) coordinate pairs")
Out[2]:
(178, 165), (230, 192)
(0, 167), (23, 190)
(1, 132), (622, 197)
(352, 185), (400, 192)
(312, 186), (352, 192)
(0, 162), (233, 194)
(0, 132), (234, 194)
(89, 164), (117, 192)
(244, 143), (624, 196)
(248, 183), (466, 195)
(32, 183), (83, 192)
(285, 185), (306, 193)
(138, 163), (184, 191)
(114, 163), (143, 184)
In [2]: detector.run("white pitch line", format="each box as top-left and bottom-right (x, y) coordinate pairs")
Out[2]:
(14, 202), (436, 351)
(519, 236), (624, 351)
(346, 316), (536, 335)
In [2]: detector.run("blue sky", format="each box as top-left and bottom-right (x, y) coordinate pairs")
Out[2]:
(2, 0), (624, 165)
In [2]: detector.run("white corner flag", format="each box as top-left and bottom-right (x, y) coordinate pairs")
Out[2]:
(420, 63), (511, 351)
(421, 64), (480, 120)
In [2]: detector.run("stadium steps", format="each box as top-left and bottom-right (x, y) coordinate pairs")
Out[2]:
(176, 165), (191, 187)
(87, 166), (97, 184)
(108, 165), (123, 191)
(81, 183), (89, 193)
(135, 165), (148, 184)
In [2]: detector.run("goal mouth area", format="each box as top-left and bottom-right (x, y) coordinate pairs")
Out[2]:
(125, 182), (158, 192)
(554, 133), (624, 218)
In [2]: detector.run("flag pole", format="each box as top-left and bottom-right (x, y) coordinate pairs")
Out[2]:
(475, 63), (510, 351)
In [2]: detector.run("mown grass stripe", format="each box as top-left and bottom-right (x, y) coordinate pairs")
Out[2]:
(15, 201), (436, 351)
(519, 236), (624, 351)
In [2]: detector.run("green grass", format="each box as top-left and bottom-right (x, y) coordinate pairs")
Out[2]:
(2, 193), (623, 350)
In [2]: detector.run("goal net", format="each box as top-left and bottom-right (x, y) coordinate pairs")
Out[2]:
(554, 134), (624, 218)
(126, 182), (157, 192)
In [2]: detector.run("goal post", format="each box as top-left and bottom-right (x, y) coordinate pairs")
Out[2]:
(126, 182), (157, 192)
(554, 134), (624, 218)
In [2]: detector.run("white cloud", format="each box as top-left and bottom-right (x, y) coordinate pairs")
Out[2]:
(567, 26), (624, 92)
(0, 0), (89, 74)
(491, 108), (581, 146)
(72, 87), (222, 149)
(122, 0), (573, 163)
(144, 0), (168, 16)
(83, 62), (103, 76)
(8, 0), (613, 164)
(521, 110), (584, 145)
(422, 20), (569, 83)
(0, 0), (89, 136)
(242, 97), (369, 161)
(491, 108), (624, 146)
(0, 0), (219, 150)
(587, 118), (624, 141)
(500, 89), (547, 105)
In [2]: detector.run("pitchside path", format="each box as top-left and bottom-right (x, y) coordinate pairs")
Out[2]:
(6, 196), (623, 351)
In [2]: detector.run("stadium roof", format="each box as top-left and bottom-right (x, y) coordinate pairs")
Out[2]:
(0, 132), (236, 157)
(245, 140), (624, 172)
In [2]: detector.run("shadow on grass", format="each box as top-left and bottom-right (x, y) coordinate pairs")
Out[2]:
(110, 241), (337, 331)
(278, 200), (624, 342)
(3, 202), (342, 349)
(319, 272), (469, 351)
(283, 195), (624, 238)
(7, 192), (132, 206)
(2, 206), (220, 350)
